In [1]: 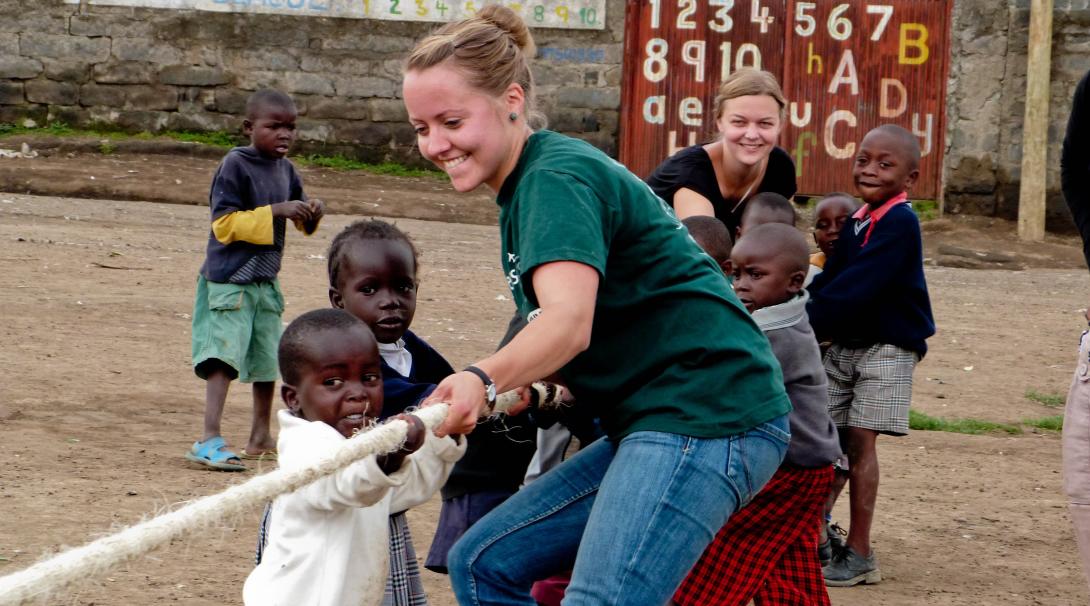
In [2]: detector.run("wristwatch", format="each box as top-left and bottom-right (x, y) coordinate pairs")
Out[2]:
(463, 365), (497, 410)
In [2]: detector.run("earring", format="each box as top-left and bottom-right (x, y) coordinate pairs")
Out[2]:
(509, 112), (518, 122)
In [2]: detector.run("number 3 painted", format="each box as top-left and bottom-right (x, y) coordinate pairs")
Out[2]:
(708, 0), (734, 33)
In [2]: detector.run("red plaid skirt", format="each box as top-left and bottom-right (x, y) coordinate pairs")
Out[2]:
(673, 464), (834, 606)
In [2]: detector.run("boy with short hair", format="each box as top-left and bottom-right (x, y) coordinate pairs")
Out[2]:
(737, 191), (796, 240)
(675, 223), (840, 606)
(806, 192), (861, 557)
(188, 89), (324, 471)
(682, 215), (732, 274)
(807, 124), (935, 586)
(245, 309), (464, 606)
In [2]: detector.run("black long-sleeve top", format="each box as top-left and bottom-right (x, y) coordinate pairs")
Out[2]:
(1063, 70), (1090, 271)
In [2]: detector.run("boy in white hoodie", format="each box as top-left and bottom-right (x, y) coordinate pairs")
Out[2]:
(244, 309), (465, 606)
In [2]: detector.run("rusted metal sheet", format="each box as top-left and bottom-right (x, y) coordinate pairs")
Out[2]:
(620, 0), (951, 200)
(620, 0), (787, 179)
(779, 0), (951, 199)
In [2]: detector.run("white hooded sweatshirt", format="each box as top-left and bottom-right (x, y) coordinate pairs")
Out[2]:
(243, 409), (465, 606)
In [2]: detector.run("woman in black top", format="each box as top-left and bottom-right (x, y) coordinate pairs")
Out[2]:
(646, 69), (797, 234)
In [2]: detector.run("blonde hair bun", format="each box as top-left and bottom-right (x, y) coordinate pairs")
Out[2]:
(405, 3), (543, 127)
(477, 4), (536, 58)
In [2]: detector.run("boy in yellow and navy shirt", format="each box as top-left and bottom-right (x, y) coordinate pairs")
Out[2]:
(187, 88), (323, 471)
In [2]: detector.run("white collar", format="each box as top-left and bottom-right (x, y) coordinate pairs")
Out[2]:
(752, 291), (809, 331)
(378, 339), (412, 377)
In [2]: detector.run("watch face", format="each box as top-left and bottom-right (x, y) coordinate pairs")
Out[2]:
(486, 384), (497, 403)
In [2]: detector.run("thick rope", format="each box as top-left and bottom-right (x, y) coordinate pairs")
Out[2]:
(0, 384), (561, 605)
(0, 405), (449, 606)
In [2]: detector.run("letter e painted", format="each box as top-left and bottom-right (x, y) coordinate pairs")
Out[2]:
(679, 97), (703, 127)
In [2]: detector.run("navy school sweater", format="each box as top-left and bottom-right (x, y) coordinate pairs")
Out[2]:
(378, 330), (455, 419)
(807, 202), (935, 356)
(376, 322), (538, 500)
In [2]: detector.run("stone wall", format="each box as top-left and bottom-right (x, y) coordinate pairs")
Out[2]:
(944, 0), (1089, 228)
(2, 0), (1087, 227)
(0, 0), (625, 165)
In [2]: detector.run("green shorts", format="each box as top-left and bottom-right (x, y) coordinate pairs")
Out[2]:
(191, 276), (284, 383)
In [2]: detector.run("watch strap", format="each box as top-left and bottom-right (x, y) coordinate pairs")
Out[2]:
(463, 365), (496, 405)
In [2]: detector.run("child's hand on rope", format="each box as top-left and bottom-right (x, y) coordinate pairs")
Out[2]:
(376, 414), (425, 475)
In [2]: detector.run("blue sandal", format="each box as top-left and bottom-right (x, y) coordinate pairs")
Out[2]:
(185, 436), (247, 471)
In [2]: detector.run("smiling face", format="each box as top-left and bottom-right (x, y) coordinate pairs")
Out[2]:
(330, 238), (418, 344)
(282, 325), (384, 438)
(717, 94), (782, 168)
(244, 104), (298, 159)
(852, 129), (920, 207)
(403, 64), (526, 193)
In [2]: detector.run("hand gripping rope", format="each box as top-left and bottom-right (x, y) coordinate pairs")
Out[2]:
(0, 383), (563, 605)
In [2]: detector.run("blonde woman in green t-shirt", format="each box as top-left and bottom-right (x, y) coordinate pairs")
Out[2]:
(403, 7), (791, 605)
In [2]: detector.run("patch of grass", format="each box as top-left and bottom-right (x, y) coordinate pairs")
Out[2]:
(909, 410), (1022, 435)
(1025, 389), (1065, 408)
(297, 154), (443, 179)
(1023, 415), (1063, 431)
(0, 122), (240, 148)
(158, 129), (240, 148)
(913, 199), (939, 221)
(0, 121), (126, 141)
(0, 121), (77, 137)
(0, 123), (441, 178)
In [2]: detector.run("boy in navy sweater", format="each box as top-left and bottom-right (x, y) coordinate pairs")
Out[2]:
(807, 124), (934, 587)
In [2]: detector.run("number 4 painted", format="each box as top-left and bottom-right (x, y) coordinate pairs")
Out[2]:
(751, 0), (773, 33)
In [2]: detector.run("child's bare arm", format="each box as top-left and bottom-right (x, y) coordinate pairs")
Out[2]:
(388, 421), (467, 513)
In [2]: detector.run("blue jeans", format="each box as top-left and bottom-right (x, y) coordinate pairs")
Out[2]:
(448, 415), (790, 605)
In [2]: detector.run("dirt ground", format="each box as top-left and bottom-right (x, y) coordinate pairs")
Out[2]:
(2, 145), (1090, 605)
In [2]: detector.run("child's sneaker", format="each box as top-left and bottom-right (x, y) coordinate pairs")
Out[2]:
(817, 521), (848, 566)
(823, 546), (881, 587)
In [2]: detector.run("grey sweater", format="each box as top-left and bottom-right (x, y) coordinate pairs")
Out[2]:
(753, 292), (841, 467)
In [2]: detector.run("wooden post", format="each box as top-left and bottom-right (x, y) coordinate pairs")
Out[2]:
(1018, 0), (1054, 241)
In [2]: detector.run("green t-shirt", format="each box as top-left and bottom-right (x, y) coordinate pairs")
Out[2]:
(497, 131), (790, 439)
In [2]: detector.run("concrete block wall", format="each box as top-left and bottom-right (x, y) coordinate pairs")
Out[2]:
(1, 0), (1086, 227)
(944, 0), (1090, 228)
(0, 0), (625, 165)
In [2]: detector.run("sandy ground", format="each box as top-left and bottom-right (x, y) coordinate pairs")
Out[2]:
(1, 189), (1089, 605)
